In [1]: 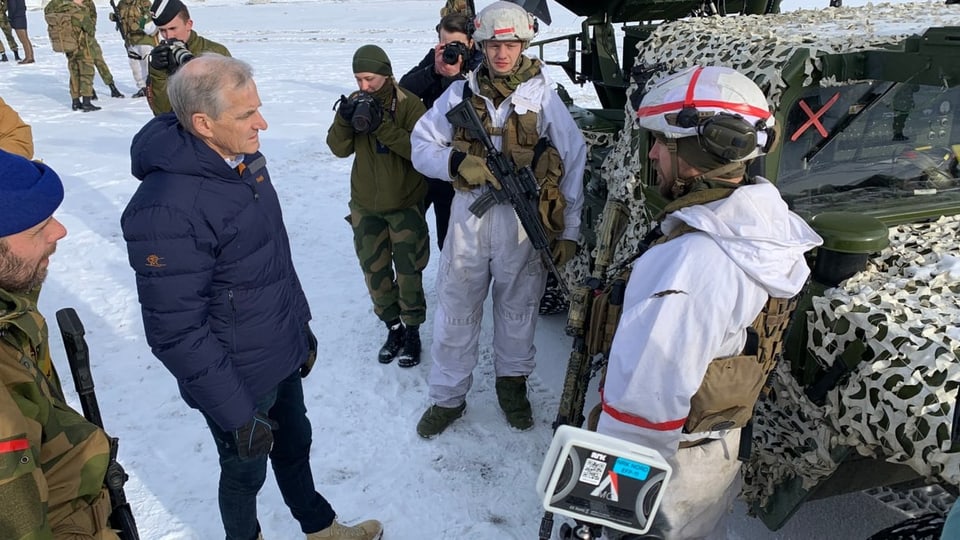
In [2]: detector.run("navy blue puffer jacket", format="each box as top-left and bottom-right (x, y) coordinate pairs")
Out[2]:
(122, 113), (311, 431)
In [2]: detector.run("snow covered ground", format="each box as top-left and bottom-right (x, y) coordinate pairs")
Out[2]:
(1, 0), (929, 538)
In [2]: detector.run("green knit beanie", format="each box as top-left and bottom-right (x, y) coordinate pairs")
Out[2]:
(352, 45), (393, 76)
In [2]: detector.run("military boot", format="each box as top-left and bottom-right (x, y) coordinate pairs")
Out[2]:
(496, 376), (534, 430)
(416, 402), (466, 439)
(396, 325), (420, 368)
(71, 98), (82, 111)
(109, 83), (124, 98)
(90, 88), (98, 100)
(377, 320), (404, 364)
(79, 96), (101, 112)
(13, 50), (20, 61)
(132, 87), (147, 98)
(306, 519), (383, 540)
(1, 53), (7, 62)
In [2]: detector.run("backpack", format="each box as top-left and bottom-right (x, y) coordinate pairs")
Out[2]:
(45, 12), (78, 54)
(117, 0), (147, 38)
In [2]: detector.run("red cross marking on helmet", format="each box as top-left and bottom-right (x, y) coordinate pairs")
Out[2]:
(790, 92), (841, 142)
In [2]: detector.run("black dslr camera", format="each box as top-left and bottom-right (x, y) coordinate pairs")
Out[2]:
(441, 41), (469, 65)
(350, 92), (383, 134)
(161, 39), (194, 67)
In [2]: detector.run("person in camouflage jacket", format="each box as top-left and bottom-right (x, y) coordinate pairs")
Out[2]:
(111, 0), (157, 97)
(44, 0), (101, 111)
(326, 44), (429, 369)
(144, 0), (229, 115)
(80, 0), (124, 99)
(0, 150), (119, 540)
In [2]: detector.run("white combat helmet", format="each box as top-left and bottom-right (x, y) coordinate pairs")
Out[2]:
(637, 66), (776, 161)
(473, 1), (537, 43)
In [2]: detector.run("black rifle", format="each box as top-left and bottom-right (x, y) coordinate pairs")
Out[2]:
(539, 200), (629, 540)
(57, 308), (140, 540)
(445, 99), (570, 296)
(108, 0), (143, 60)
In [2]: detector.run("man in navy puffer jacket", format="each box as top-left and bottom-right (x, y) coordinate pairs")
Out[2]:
(121, 54), (382, 540)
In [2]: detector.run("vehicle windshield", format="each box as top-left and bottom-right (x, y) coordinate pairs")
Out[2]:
(776, 81), (960, 219)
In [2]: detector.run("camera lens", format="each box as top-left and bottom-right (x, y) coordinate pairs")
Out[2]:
(441, 41), (466, 66)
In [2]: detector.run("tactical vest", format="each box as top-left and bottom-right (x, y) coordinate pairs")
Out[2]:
(452, 85), (567, 236)
(588, 190), (798, 436)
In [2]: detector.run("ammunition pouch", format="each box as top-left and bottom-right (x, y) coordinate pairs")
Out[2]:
(52, 487), (116, 540)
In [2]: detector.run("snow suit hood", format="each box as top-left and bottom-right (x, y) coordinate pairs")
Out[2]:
(661, 178), (823, 298)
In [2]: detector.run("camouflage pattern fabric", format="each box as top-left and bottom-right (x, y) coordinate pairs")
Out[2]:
(116, 0), (155, 47)
(82, 0), (115, 86)
(743, 215), (960, 507)
(45, 0), (97, 98)
(555, 0), (960, 509)
(348, 201), (429, 326)
(0, 287), (114, 539)
(0, 0), (18, 55)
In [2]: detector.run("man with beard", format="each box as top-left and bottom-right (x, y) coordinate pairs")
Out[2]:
(0, 149), (120, 539)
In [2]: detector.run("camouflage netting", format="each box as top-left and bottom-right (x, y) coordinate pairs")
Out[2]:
(559, 0), (960, 508)
(561, 0), (960, 286)
(745, 216), (960, 507)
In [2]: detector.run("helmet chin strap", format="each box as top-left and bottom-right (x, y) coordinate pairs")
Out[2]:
(664, 139), (745, 199)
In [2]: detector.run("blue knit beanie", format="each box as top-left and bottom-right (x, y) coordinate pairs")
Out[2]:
(0, 150), (64, 238)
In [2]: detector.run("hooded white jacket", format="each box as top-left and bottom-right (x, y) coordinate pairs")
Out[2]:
(597, 179), (823, 459)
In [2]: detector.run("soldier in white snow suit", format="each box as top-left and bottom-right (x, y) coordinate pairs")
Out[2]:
(411, 1), (586, 438)
(597, 66), (823, 539)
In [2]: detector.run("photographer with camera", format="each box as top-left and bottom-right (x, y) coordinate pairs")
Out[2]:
(145, 0), (229, 115)
(399, 12), (482, 251)
(326, 44), (430, 370)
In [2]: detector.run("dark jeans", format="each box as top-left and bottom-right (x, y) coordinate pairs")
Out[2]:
(202, 371), (335, 540)
(424, 177), (454, 251)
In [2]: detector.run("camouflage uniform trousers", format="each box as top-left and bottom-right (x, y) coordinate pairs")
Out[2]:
(88, 36), (115, 86)
(349, 201), (430, 326)
(0, 0), (16, 55)
(67, 36), (96, 98)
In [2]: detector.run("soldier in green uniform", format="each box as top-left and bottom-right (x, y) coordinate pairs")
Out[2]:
(44, 0), (101, 112)
(81, 0), (124, 99)
(0, 149), (121, 540)
(0, 0), (20, 62)
(326, 45), (430, 368)
(145, 0), (229, 115)
(110, 0), (156, 97)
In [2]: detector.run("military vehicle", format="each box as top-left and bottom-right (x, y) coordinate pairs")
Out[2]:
(529, 0), (960, 533)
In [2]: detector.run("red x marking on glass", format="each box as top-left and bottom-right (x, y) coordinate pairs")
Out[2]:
(790, 92), (841, 142)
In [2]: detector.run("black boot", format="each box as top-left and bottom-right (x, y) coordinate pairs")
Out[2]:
(109, 83), (124, 98)
(71, 98), (82, 111)
(397, 325), (421, 368)
(90, 89), (98, 100)
(377, 320), (404, 364)
(79, 96), (101, 112)
(132, 87), (147, 98)
(1, 53), (7, 62)
(13, 50), (19, 61)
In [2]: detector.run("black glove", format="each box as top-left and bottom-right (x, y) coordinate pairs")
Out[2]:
(336, 94), (356, 121)
(301, 324), (318, 378)
(233, 412), (278, 460)
(148, 42), (173, 71)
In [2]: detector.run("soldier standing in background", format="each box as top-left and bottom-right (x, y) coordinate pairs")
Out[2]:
(0, 0), (20, 62)
(82, 0), (125, 98)
(145, 0), (229, 115)
(4, 0), (32, 63)
(111, 0), (157, 97)
(399, 12), (482, 251)
(44, 0), (101, 111)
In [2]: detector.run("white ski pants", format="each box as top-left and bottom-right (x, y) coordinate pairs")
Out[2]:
(428, 193), (547, 407)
